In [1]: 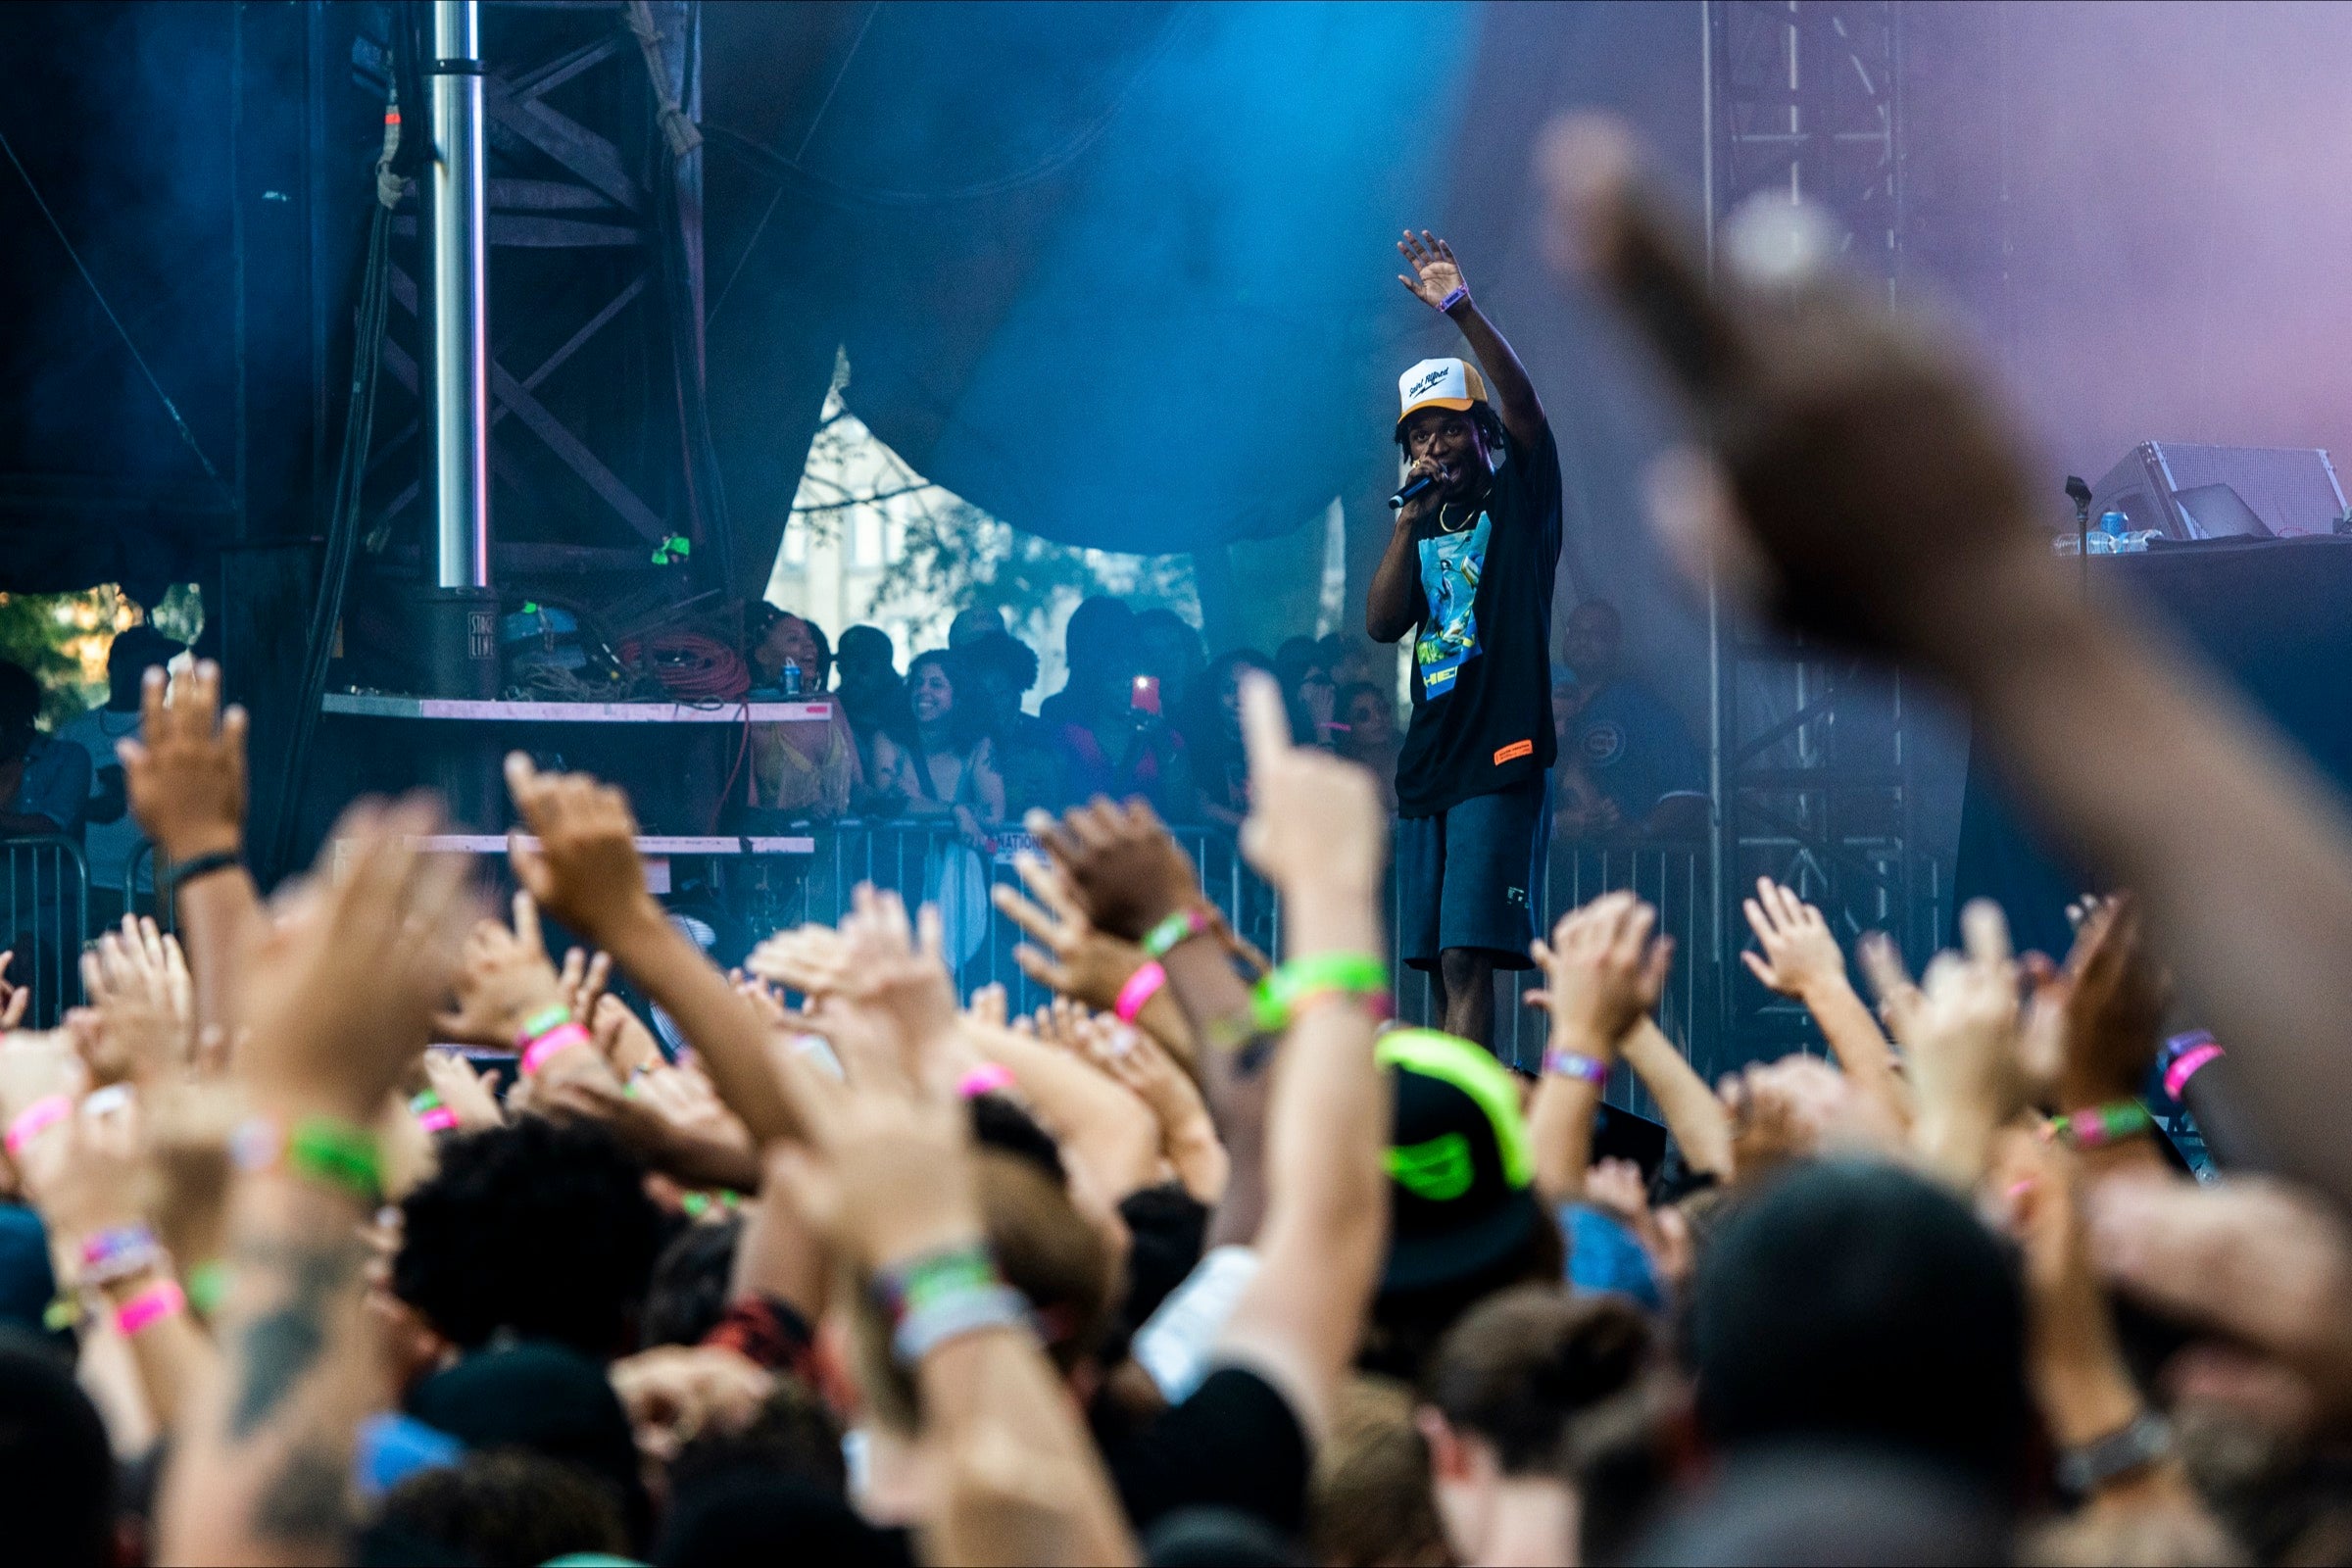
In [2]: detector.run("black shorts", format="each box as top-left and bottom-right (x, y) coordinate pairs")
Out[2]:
(1396, 777), (1547, 970)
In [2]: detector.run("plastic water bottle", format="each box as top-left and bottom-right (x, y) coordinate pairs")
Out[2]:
(781, 659), (803, 698)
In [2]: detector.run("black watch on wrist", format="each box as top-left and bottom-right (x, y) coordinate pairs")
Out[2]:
(2056, 1410), (2171, 1496)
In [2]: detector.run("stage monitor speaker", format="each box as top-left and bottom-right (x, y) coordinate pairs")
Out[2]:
(2089, 442), (2349, 543)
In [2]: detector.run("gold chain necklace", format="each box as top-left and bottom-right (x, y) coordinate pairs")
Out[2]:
(1438, 500), (1476, 534)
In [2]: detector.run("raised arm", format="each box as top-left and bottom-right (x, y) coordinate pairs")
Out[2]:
(1169, 674), (1391, 1446)
(504, 755), (806, 1146)
(1619, 1018), (1733, 1180)
(1526, 893), (1671, 1204)
(1025, 801), (1276, 1252)
(1548, 118), (2352, 1204)
(118, 662), (263, 1037)
(1398, 230), (1544, 448)
(159, 799), (473, 1565)
(1741, 880), (1907, 1126)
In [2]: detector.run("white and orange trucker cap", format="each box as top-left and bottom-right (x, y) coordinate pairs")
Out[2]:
(1396, 357), (1491, 429)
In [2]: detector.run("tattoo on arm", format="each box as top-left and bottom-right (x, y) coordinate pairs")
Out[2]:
(226, 1237), (365, 1441)
(253, 1445), (352, 1544)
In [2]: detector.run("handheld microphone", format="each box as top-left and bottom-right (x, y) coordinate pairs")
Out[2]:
(1389, 466), (1450, 511)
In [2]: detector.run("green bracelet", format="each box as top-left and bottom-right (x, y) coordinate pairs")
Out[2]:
(1260, 952), (1389, 1012)
(1251, 952), (1392, 1034)
(517, 1004), (573, 1044)
(289, 1116), (386, 1203)
(185, 1259), (234, 1316)
(1140, 906), (1213, 960)
(2048, 1100), (2154, 1151)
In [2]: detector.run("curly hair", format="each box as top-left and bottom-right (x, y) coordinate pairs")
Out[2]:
(394, 1116), (664, 1359)
(641, 1215), (740, 1349)
(375, 1448), (627, 1567)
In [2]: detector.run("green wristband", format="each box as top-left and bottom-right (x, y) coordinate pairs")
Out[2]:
(186, 1259), (234, 1316)
(2049, 1100), (2154, 1151)
(1140, 906), (1213, 960)
(289, 1116), (386, 1203)
(518, 1004), (574, 1044)
(1260, 952), (1389, 1013)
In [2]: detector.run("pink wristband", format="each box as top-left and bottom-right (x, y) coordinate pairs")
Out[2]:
(2164, 1042), (2225, 1102)
(957, 1063), (1016, 1100)
(1114, 960), (1168, 1024)
(416, 1106), (461, 1134)
(5, 1095), (71, 1156)
(520, 1021), (593, 1077)
(115, 1279), (186, 1337)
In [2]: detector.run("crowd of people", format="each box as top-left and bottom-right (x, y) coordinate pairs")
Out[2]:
(2, 114), (2351, 1568)
(734, 592), (1703, 858)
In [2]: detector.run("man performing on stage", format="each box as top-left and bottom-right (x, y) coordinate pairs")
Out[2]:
(1368, 231), (1562, 1051)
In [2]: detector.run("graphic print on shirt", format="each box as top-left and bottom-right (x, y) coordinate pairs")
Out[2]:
(1414, 512), (1492, 700)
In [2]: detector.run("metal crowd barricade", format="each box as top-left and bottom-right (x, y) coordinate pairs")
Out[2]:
(1387, 841), (1715, 1115)
(0, 836), (89, 1027)
(710, 820), (1276, 1023)
(702, 821), (1713, 1123)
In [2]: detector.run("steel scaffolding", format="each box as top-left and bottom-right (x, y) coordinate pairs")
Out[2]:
(1701, 0), (1948, 1068)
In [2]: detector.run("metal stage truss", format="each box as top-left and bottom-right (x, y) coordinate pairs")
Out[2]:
(353, 0), (722, 588)
(1701, 0), (1977, 1062)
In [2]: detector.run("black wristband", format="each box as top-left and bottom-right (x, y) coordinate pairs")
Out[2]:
(2056, 1411), (2171, 1496)
(168, 849), (245, 897)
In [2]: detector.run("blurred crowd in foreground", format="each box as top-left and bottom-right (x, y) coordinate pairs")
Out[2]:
(2, 115), (2351, 1568)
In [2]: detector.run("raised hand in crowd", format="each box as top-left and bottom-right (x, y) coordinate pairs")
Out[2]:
(1740, 877), (1906, 1124)
(1070, 1011), (1226, 1205)
(1546, 109), (2352, 1205)
(764, 879), (1137, 1567)
(0, 950), (26, 1030)
(432, 892), (560, 1041)
(507, 753), (803, 1145)
(119, 660), (261, 1033)
(992, 853), (1194, 1061)
(419, 1048), (504, 1133)
(1863, 899), (2029, 1189)
(1526, 891), (1670, 1202)
(2044, 897), (2170, 1135)
(1717, 1052), (1900, 1189)
(160, 795), (475, 1564)
(72, 914), (193, 1089)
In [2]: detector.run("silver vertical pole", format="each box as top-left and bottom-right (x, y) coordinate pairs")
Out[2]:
(429, 0), (489, 590)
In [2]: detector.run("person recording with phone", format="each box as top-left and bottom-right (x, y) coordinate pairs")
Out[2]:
(1366, 231), (1563, 1053)
(1047, 599), (1197, 821)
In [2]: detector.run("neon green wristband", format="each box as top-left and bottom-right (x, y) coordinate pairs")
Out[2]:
(288, 1117), (386, 1203)
(1141, 906), (1214, 960)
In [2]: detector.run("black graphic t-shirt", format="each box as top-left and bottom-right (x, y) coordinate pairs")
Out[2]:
(1395, 421), (1563, 816)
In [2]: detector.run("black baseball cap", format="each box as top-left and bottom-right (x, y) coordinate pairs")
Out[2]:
(1377, 1029), (1544, 1293)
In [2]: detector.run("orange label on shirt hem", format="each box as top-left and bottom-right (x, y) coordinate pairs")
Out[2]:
(1493, 739), (1534, 765)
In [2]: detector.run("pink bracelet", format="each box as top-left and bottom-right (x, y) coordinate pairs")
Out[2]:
(520, 1021), (593, 1077)
(5, 1095), (72, 1157)
(957, 1063), (1016, 1100)
(114, 1279), (186, 1337)
(2164, 1042), (2225, 1102)
(1114, 960), (1168, 1024)
(416, 1106), (461, 1134)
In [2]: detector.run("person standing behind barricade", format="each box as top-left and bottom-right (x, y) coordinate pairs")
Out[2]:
(0, 662), (88, 842)
(60, 626), (182, 926)
(961, 628), (1058, 821)
(1366, 231), (1563, 1053)
(832, 623), (909, 815)
(743, 607), (858, 824)
(1047, 599), (1198, 822)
